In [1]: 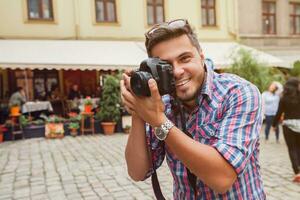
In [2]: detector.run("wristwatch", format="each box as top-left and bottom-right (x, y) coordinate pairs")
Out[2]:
(154, 118), (174, 141)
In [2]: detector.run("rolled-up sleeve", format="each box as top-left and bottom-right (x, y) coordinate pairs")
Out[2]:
(142, 95), (173, 180)
(212, 83), (262, 176)
(143, 125), (165, 180)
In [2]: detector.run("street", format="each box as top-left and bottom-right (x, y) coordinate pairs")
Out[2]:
(0, 127), (299, 200)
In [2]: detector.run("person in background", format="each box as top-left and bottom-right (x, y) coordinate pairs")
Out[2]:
(262, 82), (280, 142)
(95, 86), (102, 98)
(48, 84), (62, 100)
(9, 87), (26, 107)
(273, 77), (300, 183)
(68, 84), (81, 100)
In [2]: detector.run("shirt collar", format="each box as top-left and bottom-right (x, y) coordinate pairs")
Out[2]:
(197, 63), (213, 103)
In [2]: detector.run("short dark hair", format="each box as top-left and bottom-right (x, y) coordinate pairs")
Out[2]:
(145, 19), (201, 57)
(282, 77), (300, 104)
(17, 87), (23, 92)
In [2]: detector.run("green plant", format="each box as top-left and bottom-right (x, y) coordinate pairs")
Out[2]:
(290, 61), (300, 77)
(30, 119), (45, 126)
(125, 125), (131, 129)
(96, 75), (121, 122)
(84, 98), (93, 105)
(42, 115), (66, 123)
(19, 115), (30, 127)
(69, 115), (81, 122)
(225, 48), (285, 92)
(68, 122), (80, 130)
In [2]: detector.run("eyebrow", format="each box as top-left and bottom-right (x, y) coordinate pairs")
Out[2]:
(177, 51), (193, 60)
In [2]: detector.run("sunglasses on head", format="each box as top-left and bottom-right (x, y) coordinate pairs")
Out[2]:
(145, 19), (191, 39)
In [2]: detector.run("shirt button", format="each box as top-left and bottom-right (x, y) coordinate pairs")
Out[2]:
(209, 130), (215, 136)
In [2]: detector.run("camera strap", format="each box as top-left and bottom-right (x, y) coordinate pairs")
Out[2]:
(178, 100), (197, 196)
(151, 98), (197, 200)
(151, 171), (165, 200)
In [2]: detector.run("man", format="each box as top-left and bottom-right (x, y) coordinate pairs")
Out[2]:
(9, 87), (26, 107)
(68, 84), (81, 100)
(121, 19), (265, 199)
(262, 82), (280, 142)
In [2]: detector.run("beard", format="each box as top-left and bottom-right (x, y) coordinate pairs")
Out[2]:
(176, 86), (200, 105)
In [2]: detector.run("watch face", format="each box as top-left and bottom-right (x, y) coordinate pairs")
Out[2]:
(154, 127), (166, 140)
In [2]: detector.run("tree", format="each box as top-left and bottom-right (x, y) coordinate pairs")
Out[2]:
(225, 48), (285, 92)
(290, 61), (300, 77)
(96, 75), (121, 122)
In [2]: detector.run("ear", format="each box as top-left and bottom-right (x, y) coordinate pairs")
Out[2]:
(200, 52), (205, 60)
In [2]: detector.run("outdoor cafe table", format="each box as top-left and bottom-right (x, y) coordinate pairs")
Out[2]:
(22, 101), (53, 114)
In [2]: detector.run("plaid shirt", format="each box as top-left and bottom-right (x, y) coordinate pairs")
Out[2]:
(145, 66), (266, 199)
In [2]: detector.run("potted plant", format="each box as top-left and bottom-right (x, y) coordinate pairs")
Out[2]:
(68, 122), (80, 137)
(44, 115), (65, 139)
(84, 97), (93, 113)
(121, 107), (132, 134)
(96, 75), (121, 135)
(123, 125), (131, 134)
(21, 116), (45, 139)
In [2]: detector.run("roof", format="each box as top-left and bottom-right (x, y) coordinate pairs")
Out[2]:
(0, 40), (286, 71)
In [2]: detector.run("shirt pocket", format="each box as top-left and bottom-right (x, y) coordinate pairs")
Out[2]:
(195, 122), (219, 142)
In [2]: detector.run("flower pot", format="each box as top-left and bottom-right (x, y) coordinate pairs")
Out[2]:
(45, 123), (64, 139)
(101, 122), (116, 135)
(70, 128), (78, 137)
(84, 105), (92, 113)
(10, 106), (20, 116)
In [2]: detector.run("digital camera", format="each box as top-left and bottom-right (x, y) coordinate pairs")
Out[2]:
(130, 58), (176, 97)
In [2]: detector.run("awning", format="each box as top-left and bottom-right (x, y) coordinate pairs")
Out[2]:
(263, 48), (300, 68)
(0, 40), (286, 71)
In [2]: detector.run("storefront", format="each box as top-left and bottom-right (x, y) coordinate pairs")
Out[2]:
(0, 39), (286, 99)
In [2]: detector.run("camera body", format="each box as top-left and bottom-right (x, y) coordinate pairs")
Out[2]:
(130, 58), (176, 97)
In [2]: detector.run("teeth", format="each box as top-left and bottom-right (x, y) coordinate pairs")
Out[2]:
(176, 79), (190, 86)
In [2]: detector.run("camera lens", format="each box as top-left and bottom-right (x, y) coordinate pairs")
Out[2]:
(130, 71), (153, 96)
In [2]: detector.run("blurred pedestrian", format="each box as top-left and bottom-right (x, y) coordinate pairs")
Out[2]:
(8, 87), (26, 107)
(273, 77), (300, 183)
(262, 82), (280, 142)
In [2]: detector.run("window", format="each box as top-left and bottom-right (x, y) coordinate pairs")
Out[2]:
(27, 0), (54, 20)
(33, 70), (59, 100)
(147, 0), (165, 25)
(262, 1), (276, 34)
(95, 0), (117, 23)
(201, 0), (216, 26)
(290, 2), (300, 35)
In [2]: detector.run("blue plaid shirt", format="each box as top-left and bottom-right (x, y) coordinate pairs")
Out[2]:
(145, 66), (265, 199)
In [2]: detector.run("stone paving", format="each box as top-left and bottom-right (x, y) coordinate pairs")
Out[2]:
(0, 127), (299, 200)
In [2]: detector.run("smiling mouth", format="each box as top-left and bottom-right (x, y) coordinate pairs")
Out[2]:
(176, 79), (190, 87)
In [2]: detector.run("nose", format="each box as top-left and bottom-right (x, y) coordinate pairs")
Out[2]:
(173, 65), (184, 79)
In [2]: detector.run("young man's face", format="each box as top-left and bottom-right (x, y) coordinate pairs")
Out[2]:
(151, 34), (205, 106)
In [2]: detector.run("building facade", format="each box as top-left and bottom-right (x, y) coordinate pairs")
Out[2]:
(0, 0), (237, 100)
(235, 0), (300, 68)
(0, 0), (236, 41)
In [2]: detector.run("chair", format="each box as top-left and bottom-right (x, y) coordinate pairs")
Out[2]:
(80, 112), (95, 135)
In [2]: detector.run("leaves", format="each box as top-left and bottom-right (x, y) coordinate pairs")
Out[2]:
(96, 75), (121, 122)
(225, 48), (285, 92)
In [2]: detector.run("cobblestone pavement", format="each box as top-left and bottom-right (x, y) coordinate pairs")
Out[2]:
(0, 127), (299, 200)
